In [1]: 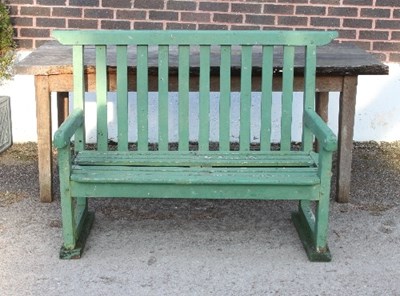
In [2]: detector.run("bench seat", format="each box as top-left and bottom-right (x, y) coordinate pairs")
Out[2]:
(72, 152), (320, 186)
(71, 151), (321, 199)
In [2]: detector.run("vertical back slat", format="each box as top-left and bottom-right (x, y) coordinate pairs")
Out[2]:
(178, 45), (190, 151)
(96, 45), (108, 151)
(281, 46), (295, 151)
(302, 45), (317, 152)
(260, 46), (274, 151)
(116, 45), (128, 151)
(137, 45), (149, 151)
(199, 45), (211, 151)
(240, 45), (252, 151)
(73, 45), (85, 151)
(158, 45), (169, 151)
(219, 45), (231, 151)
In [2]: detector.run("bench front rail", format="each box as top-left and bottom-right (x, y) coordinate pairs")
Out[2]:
(53, 30), (338, 261)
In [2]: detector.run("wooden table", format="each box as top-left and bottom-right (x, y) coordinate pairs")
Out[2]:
(15, 41), (388, 203)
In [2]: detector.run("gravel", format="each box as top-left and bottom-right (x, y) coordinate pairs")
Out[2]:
(0, 142), (399, 295)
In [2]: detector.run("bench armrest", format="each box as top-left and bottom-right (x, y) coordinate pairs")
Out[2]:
(304, 109), (337, 152)
(53, 109), (84, 149)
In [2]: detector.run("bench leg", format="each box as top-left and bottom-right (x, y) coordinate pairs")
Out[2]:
(292, 200), (331, 262)
(60, 195), (94, 259)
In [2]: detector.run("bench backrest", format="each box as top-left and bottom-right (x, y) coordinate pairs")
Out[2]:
(52, 30), (337, 153)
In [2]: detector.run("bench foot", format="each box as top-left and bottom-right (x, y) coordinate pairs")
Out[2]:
(292, 212), (332, 262)
(60, 211), (95, 259)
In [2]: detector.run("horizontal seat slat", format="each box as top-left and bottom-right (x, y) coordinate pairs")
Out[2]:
(71, 166), (320, 185)
(74, 151), (318, 167)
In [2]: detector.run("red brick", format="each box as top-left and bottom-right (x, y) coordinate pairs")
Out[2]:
(376, 20), (400, 30)
(20, 28), (50, 38)
(53, 7), (82, 17)
(134, 21), (163, 30)
(213, 13), (243, 24)
(84, 8), (114, 19)
(296, 5), (326, 15)
(68, 19), (98, 29)
(391, 31), (400, 40)
(278, 16), (308, 26)
(181, 12), (210, 22)
(149, 10), (179, 21)
(15, 38), (33, 49)
(10, 16), (33, 27)
(198, 24), (228, 30)
(37, 0), (66, 5)
(264, 4), (294, 15)
(167, 1), (196, 11)
(231, 3), (262, 14)
(134, 0), (164, 10)
(343, 0), (372, 5)
(343, 18), (372, 29)
(311, 17), (340, 28)
(277, 0), (307, 3)
(20, 6), (51, 16)
(36, 17), (66, 28)
(337, 29), (357, 39)
(116, 10), (146, 20)
(166, 23), (196, 30)
(102, 0), (132, 8)
(263, 26), (292, 31)
(231, 25), (261, 30)
(7, 0), (33, 3)
(375, 0), (399, 7)
(199, 2), (229, 12)
(328, 7), (358, 17)
(8, 5), (19, 16)
(373, 41), (400, 51)
(359, 30), (389, 41)
(69, 0), (99, 7)
(101, 20), (131, 30)
(310, 0), (340, 3)
(246, 14), (275, 25)
(360, 8), (391, 18)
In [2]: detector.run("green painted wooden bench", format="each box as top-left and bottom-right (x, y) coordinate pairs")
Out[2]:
(52, 30), (338, 261)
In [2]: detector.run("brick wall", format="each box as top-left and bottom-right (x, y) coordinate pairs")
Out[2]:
(6, 0), (400, 62)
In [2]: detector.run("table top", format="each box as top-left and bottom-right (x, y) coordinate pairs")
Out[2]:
(16, 40), (388, 76)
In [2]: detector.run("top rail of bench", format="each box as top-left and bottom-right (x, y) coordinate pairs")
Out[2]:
(52, 30), (338, 46)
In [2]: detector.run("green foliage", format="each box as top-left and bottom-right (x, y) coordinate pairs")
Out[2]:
(0, 3), (15, 83)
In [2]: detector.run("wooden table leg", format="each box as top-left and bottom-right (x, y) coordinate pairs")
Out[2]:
(35, 75), (53, 202)
(315, 92), (329, 152)
(57, 92), (69, 127)
(316, 92), (329, 122)
(336, 76), (358, 203)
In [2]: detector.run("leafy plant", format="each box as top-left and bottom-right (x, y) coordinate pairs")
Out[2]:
(0, 2), (15, 84)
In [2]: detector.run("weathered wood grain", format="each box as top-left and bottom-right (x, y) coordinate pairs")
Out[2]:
(34, 75), (52, 203)
(15, 42), (389, 76)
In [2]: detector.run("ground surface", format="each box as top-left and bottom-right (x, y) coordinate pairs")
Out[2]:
(0, 143), (399, 295)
